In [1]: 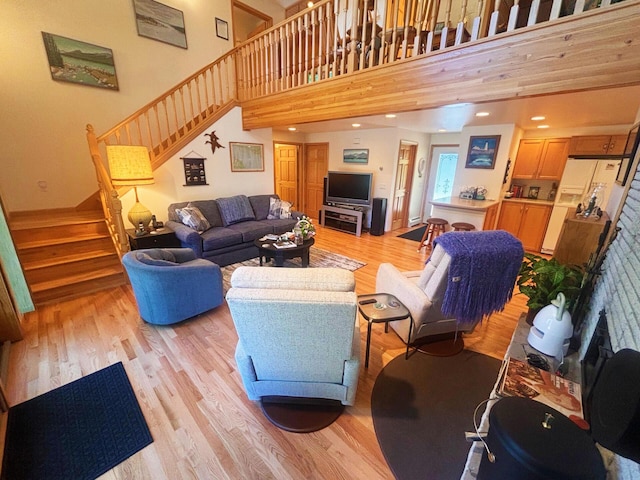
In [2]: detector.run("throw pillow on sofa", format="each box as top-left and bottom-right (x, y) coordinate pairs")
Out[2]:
(267, 197), (293, 220)
(176, 206), (211, 232)
(217, 195), (256, 226)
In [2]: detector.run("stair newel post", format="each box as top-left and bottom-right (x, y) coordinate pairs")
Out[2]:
(86, 124), (129, 257)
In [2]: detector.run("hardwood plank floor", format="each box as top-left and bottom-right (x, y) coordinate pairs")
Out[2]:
(5, 224), (527, 479)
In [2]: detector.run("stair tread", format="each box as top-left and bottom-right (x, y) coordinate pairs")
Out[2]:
(17, 233), (111, 250)
(10, 210), (104, 230)
(29, 266), (125, 293)
(22, 249), (119, 271)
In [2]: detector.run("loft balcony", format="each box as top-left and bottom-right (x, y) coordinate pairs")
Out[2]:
(87, 0), (640, 255)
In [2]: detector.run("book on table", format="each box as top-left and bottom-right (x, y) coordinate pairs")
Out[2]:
(274, 240), (296, 249)
(498, 357), (583, 421)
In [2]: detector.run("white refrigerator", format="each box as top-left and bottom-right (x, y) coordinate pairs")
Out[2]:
(541, 159), (620, 254)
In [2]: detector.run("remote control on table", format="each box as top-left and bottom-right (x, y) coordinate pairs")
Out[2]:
(359, 298), (377, 305)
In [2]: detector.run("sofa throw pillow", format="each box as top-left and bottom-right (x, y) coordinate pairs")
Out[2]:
(187, 200), (223, 227)
(216, 195), (256, 226)
(176, 206), (211, 232)
(135, 252), (176, 266)
(267, 197), (282, 219)
(267, 197), (293, 220)
(279, 200), (292, 219)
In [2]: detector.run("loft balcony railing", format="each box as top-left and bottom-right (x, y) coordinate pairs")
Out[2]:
(86, 0), (633, 256)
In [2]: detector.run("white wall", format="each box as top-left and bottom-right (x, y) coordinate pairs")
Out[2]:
(0, 0), (239, 212)
(304, 127), (430, 230)
(119, 107), (275, 224)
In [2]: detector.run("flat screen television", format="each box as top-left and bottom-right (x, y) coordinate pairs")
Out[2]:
(325, 171), (373, 206)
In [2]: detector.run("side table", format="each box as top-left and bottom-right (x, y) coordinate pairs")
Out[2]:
(126, 227), (181, 250)
(357, 293), (413, 368)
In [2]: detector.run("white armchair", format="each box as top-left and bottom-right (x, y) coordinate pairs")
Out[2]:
(226, 266), (361, 431)
(377, 231), (524, 351)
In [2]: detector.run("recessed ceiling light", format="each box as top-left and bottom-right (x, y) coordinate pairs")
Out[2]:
(352, 123), (361, 128)
(385, 114), (397, 118)
(438, 129), (447, 132)
(307, 1), (314, 7)
(475, 112), (490, 117)
(537, 124), (550, 129)
(531, 115), (546, 121)
(288, 127), (297, 131)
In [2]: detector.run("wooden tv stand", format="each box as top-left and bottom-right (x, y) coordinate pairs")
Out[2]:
(321, 205), (364, 236)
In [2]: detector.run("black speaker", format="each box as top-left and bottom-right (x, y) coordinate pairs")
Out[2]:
(323, 177), (328, 205)
(370, 197), (387, 236)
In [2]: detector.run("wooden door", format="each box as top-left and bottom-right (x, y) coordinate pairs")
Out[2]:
(512, 139), (544, 179)
(391, 141), (417, 231)
(537, 138), (569, 180)
(303, 143), (328, 220)
(520, 204), (552, 252)
(274, 144), (299, 207)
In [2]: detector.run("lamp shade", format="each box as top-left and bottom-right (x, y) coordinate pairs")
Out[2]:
(106, 145), (154, 186)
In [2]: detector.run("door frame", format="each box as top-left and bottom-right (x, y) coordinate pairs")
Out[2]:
(391, 140), (418, 230)
(421, 143), (459, 222)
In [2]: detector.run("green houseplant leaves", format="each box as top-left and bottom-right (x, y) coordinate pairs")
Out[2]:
(517, 253), (584, 312)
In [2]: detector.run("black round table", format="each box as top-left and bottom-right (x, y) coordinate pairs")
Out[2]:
(254, 237), (314, 267)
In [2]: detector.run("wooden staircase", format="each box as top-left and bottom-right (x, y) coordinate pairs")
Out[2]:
(10, 210), (126, 306)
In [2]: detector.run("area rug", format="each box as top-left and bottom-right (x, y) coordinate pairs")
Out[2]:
(2, 362), (153, 480)
(397, 225), (426, 241)
(371, 350), (501, 480)
(221, 247), (366, 292)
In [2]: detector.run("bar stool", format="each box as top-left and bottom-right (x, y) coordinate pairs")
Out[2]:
(451, 222), (476, 232)
(418, 218), (448, 251)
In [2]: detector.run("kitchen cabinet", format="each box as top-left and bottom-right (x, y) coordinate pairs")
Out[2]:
(512, 138), (570, 181)
(554, 209), (610, 266)
(568, 135), (628, 157)
(482, 202), (499, 230)
(496, 201), (552, 252)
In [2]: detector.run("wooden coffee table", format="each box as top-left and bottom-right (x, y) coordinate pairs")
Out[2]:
(254, 237), (315, 267)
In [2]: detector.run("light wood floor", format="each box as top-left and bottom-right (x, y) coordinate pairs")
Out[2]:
(6, 224), (527, 480)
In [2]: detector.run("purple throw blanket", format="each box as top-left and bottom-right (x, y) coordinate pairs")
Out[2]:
(433, 230), (524, 326)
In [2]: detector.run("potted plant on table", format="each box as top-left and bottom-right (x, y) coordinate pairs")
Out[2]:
(517, 253), (584, 324)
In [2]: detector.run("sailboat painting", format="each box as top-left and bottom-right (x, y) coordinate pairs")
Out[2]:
(466, 135), (501, 169)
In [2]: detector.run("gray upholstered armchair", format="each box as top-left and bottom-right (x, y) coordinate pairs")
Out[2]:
(122, 248), (224, 325)
(377, 231), (523, 352)
(226, 266), (360, 431)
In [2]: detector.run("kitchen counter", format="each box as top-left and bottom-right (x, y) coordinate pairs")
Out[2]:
(428, 197), (500, 230)
(429, 197), (500, 211)
(502, 197), (555, 206)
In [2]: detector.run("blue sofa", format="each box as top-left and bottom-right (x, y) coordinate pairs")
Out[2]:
(166, 194), (302, 266)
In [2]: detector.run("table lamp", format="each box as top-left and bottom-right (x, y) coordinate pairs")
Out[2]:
(106, 145), (155, 229)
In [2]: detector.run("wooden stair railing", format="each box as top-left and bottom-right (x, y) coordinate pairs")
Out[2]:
(87, 52), (238, 255)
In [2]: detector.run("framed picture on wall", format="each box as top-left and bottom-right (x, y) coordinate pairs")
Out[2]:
(343, 148), (369, 164)
(41, 32), (119, 90)
(465, 135), (501, 169)
(229, 142), (264, 172)
(133, 0), (188, 49)
(215, 18), (229, 40)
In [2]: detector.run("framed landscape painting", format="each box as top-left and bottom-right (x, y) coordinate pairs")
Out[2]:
(466, 135), (501, 169)
(41, 32), (119, 90)
(133, 0), (187, 49)
(230, 142), (264, 172)
(343, 149), (369, 164)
